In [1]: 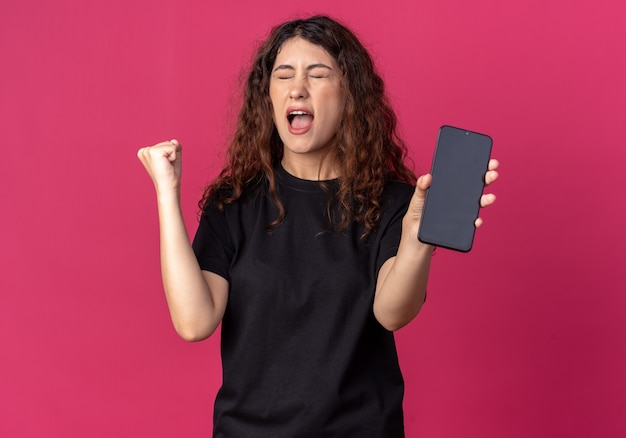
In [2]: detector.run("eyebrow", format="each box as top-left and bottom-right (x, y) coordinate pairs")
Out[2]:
(272, 63), (334, 73)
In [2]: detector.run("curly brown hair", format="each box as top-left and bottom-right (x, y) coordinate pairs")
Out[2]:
(200, 15), (416, 238)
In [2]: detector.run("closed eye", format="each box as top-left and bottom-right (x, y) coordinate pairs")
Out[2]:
(272, 63), (333, 81)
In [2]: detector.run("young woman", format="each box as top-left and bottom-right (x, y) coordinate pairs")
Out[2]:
(138, 15), (498, 437)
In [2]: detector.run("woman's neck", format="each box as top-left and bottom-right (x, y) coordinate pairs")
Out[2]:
(281, 154), (340, 181)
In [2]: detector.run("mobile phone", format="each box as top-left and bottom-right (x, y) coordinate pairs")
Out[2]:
(417, 125), (492, 252)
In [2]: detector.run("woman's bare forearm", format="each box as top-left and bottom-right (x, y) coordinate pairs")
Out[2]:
(373, 220), (433, 331)
(156, 191), (227, 341)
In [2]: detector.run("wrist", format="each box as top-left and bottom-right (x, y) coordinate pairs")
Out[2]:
(156, 188), (181, 205)
(399, 225), (434, 255)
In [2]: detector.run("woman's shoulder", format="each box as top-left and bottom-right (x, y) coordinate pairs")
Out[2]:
(382, 179), (415, 202)
(200, 177), (267, 219)
(209, 176), (267, 202)
(375, 179), (414, 220)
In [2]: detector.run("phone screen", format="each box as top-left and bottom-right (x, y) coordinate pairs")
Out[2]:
(417, 125), (492, 252)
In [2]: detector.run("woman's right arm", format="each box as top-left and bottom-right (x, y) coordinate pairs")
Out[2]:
(138, 140), (228, 342)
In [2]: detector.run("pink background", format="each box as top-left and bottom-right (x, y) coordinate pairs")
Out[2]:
(2, 0), (625, 436)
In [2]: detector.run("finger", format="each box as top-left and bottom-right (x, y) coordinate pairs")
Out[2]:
(137, 148), (157, 178)
(165, 146), (178, 163)
(137, 147), (150, 165)
(480, 193), (496, 207)
(166, 140), (182, 162)
(488, 158), (499, 171)
(485, 170), (499, 185)
(416, 174), (432, 195)
(148, 142), (180, 161)
(475, 217), (484, 228)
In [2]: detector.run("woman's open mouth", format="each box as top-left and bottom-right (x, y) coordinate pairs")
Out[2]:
(287, 109), (314, 134)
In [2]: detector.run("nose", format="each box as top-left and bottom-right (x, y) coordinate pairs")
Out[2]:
(288, 78), (309, 99)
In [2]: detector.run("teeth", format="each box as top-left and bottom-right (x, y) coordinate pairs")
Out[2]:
(289, 110), (309, 115)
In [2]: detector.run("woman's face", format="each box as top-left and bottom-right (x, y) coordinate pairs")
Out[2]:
(269, 37), (345, 177)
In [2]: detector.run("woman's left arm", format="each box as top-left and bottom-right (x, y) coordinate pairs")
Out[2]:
(373, 159), (500, 331)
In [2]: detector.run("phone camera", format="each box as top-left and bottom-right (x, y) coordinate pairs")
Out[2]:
(465, 131), (470, 136)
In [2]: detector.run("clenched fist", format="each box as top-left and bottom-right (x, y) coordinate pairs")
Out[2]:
(137, 139), (182, 195)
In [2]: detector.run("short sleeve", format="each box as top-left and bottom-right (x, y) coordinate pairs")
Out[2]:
(374, 183), (414, 276)
(192, 200), (234, 282)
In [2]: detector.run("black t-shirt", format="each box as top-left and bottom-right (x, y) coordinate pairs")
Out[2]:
(192, 164), (414, 437)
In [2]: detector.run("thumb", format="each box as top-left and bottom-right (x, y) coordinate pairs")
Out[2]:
(166, 139), (182, 163)
(415, 174), (432, 199)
